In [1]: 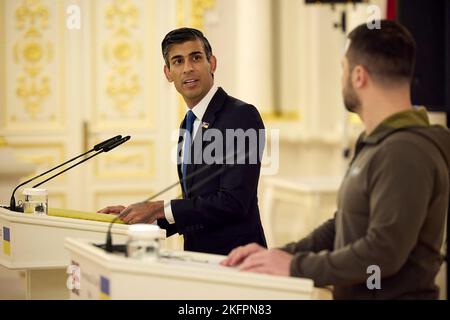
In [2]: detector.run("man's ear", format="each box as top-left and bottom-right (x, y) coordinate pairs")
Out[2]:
(209, 55), (217, 74)
(352, 65), (368, 89)
(164, 65), (173, 82)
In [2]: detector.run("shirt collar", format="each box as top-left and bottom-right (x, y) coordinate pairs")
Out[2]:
(187, 85), (218, 121)
(362, 107), (430, 144)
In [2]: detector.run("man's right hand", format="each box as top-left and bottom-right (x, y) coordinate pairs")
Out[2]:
(220, 243), (266, 267)
(97, 205), (125, 215)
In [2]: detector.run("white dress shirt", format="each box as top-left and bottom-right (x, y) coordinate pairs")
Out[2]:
(164, 85), (219, 224)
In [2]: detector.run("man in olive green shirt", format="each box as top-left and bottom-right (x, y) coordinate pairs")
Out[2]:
(221, 20), (450, 299)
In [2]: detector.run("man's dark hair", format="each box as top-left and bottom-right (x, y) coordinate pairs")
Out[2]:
(161, 27), (213, 67)
(347, 20), (416, 85)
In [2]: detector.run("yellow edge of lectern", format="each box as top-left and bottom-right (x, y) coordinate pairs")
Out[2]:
(48, 208), (125, 224)
(99, 293), (110, 300)
(3, 241), (11, 256)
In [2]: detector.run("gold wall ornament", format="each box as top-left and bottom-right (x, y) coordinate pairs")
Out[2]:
(261, 110), (301, 122)
(105, 0), (138, 31)
(93, 0), (155, 129)
(15, 0), (49, 30)
(191, 0), (215, 31)
(176, 0), (185, 27)
(0, 137), (7, 147)
(105, 153), (144, 166)
(176, 0), (215, 120)
(94, 140), (155, 179)
(106, 73), (140, 112)
(113, 42), (132, 61)
(24, 65), (43, 78)
(9, 0), (59, 126)
(102, 0), (141, 115)
(23, 42), (43, 62)
(9, 142), (66, 181)
(176, 0), (216, 30)
(24, 27), (41, 38)
(16, 76), (51, 117)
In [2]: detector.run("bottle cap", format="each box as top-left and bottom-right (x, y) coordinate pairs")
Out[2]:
(128, 224), (162, 240)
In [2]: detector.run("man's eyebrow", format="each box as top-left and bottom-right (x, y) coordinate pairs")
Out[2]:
(170, 51), (203, 62)
(170, 55), (183, 62)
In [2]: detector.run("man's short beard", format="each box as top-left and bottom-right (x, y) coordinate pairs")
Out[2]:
(343, 77), (361, 113)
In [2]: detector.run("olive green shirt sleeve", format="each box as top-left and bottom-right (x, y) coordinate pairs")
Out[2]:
(280, 216), (336, 254)
(289, 140), (435, 287)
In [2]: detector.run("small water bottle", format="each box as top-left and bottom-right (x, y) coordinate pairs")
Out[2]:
(126, 224), (161, 261)
(22, 188), (48, 215)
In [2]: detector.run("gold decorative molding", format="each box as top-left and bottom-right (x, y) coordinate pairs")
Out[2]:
(176, 0), (215, 30)
(94, 140), (155, 179)
(3, 0), (64, 132)
(0, 137), (6, 147)
(93, 0), (155, 130)
(14, 0), (52, 118)
(175, 0), (215, 121)
(190, 0), (214, 31)
(8, 142), (65, 181)
(103, 0), (141, 113)
(176, 0), (185, 27)
(94, 190), (154, 210)
(105, 0), (138, 31)
(261, 110), (301, 122)
(15, 0), (49, 30)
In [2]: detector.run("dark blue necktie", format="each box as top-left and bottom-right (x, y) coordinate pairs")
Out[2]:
(182, 110), (196, 194)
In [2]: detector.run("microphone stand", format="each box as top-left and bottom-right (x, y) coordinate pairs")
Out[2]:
(32, 136), (130, 189)
(7, 135), (124, 211)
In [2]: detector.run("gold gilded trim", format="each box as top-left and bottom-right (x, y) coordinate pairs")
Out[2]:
(261, 110), (301, 122)
(94, 140), (155, 179)
(190, 0), (214, 31)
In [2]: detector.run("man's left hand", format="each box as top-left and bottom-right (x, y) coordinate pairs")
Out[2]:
(119, 201), (165, 224)
(238, 249), (293, 276)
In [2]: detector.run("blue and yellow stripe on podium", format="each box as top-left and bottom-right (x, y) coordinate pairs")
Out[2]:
(100, 276), (110, 300)
(2, 227), (11, 256)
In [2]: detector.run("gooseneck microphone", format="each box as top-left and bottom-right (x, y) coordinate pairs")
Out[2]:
(32, 136), (131, 189)
(8, 135), (125, 212)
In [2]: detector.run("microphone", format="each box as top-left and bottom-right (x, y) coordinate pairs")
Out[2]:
(94, 135), (123, 151)
(32, 136), (131, 189)
(7, 135), (125, 212)
(102, 135), (131, 152)
(101, 148), (256, 253)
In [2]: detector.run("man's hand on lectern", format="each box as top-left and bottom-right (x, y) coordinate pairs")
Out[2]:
(97, 205), (125, 214)
(220, 243), (292, 276)
(237, 248), (292, 276)
(221, 243), (266, 266)
(118, 200), (165, 224)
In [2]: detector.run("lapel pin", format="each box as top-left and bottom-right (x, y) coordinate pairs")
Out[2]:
(201, 122), (209, 129)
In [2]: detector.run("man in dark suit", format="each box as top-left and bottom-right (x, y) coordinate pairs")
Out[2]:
(99, 28), (267, 255)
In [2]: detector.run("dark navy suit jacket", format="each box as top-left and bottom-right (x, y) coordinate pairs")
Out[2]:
(157, 87), (267, 255)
